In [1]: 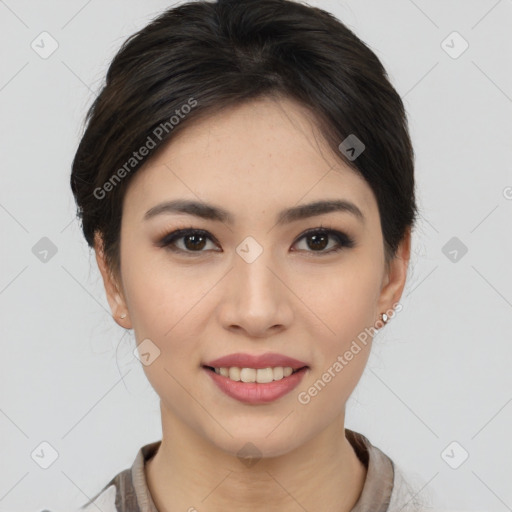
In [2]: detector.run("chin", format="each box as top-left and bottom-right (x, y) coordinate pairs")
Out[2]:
(207, 427), (304, 461)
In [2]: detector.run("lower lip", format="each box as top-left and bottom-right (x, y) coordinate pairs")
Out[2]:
(203, 366), (308, 404)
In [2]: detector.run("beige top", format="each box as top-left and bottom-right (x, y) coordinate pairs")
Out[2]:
(78, 429), (429, 511)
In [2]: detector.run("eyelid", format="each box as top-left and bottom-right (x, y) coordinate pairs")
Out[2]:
(156, 227), (220, 252)
(291, 226), (355, 253)
(294, 225), (349, 243)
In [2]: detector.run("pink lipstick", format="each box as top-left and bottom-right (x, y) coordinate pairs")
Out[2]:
(202, 352), (309, 404)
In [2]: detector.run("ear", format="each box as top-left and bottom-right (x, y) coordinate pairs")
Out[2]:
(376, 227), (411, 319)
(93, 231), (132, 329)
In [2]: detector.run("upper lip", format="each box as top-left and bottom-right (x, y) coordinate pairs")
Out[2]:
(203, 352), (309, 370)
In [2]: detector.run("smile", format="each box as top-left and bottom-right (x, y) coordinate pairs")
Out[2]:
(203, 365), (309, 404)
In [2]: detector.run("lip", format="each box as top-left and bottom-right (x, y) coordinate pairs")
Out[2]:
(203, 352), (309, 370)
(203, 366), (308, 404)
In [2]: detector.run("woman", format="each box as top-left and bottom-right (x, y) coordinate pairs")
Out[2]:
(70, 0), (430, 510)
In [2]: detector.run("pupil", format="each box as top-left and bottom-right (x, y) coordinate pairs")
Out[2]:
(309, 233), (328, 251)
(185, 234), (206, 250)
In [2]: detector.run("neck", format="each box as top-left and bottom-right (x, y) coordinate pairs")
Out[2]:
(145, 404), (367, 512)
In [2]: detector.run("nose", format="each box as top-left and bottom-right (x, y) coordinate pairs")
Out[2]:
(217, 244), (294, 338)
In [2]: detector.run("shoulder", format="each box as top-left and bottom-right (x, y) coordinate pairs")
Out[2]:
(388, 461), (442, 512)
(78, 483), (118, 512)
(39, 484), (119, 512)
(68, 467), (133, 512)
(72, 441), (159, 512)
(345, 428), (441, 512)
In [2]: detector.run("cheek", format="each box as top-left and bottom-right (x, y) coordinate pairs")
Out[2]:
(121, 254), (221, 396)
(296, 257), (381, 400)
(121, 244), (210, 336)
(305, 257), (382, 343)
(297, 271), (377, 412)
(122, 259), (207, 404)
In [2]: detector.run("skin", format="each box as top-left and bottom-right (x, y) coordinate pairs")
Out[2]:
(95, 95), (411, 512)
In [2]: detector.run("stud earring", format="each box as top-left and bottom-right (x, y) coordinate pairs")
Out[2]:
(119, 313), (127, 319)
(380, 312), (389, 324)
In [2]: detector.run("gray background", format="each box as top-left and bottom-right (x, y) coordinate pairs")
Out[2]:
(1, 0), (511, 510)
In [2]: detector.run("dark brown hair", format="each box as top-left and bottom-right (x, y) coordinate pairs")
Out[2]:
(70, 0), (417, 282)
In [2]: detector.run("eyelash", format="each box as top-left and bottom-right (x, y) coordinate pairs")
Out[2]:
(156, 225), (355, 257)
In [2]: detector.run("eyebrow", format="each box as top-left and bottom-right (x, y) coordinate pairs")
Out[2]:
(144, 198), (365, 225)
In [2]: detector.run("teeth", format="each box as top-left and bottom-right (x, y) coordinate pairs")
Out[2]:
(212, 366), (298, 383)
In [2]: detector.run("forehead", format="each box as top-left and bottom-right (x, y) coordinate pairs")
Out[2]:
(123, 97), (377, 222)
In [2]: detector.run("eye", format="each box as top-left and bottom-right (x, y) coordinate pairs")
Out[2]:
(157, 228), (220, 255)
(292, 227), (355, 255)
(157, 226), (355, 256)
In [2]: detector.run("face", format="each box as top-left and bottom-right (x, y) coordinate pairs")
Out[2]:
(96, 96), (409, 458)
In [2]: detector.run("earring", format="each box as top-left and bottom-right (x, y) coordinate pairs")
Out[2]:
(119, 313), (127, 319)
(380, 312), (389, 324)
